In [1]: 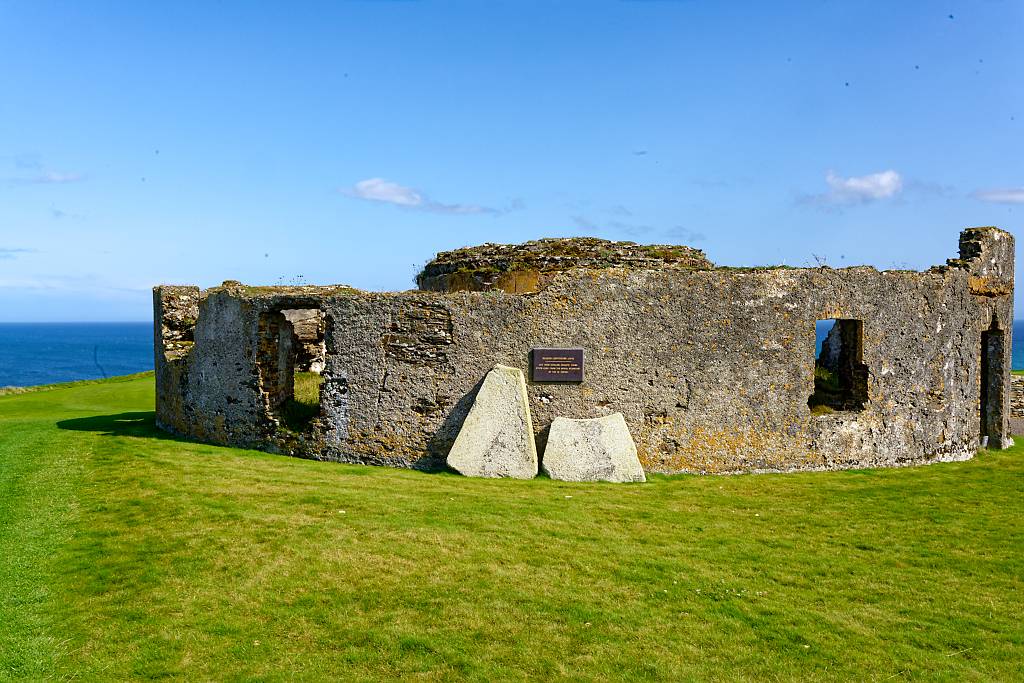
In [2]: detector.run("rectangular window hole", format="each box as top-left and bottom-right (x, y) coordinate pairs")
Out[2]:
(809, 318), (868, 414)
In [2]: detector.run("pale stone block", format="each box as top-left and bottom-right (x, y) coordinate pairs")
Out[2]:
(542, 413), (645, 483)
(447, 364), (538, 478)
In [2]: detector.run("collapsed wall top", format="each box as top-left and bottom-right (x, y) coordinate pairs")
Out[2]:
(416, 237), (713, 293)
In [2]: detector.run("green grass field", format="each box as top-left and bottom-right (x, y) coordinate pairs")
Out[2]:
(1, 374), (1022, 680)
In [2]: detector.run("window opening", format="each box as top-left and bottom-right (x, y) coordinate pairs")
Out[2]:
(809, 319), (868, 414)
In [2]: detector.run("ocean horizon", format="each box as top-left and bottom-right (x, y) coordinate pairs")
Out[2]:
(0, 322), (154, 388)
(2, 320), (1024, 388)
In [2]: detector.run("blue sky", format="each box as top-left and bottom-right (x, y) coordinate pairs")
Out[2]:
(1, 1), (1021, 321)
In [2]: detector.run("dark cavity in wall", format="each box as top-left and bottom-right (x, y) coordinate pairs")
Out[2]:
(256, 308), (325, 431)
(980, 321), (1006, 447)
(809, 319), (868, 414)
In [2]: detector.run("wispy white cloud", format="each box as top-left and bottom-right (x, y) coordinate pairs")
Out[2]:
(571, 215), (599, 231)
(972, 187), (1024, 204)
(343, 177), (498, 215)
(31, 171), (84, 184)
(903, 178), (955, 198)
(825, 169), (902, 202)
(570, 216), (707, 243)
(573, 216), (651, 237)
(50, 207), (87, 220)
(7, 170), (85, 185)
(349, 178), (423, 207)
(665, 226), (708, 243)
(0, 248), (36, 260)
(3, 154), (84, 185)
(13, 153), (41, 170)
(571, 215), (655, 236)
(801, 169), (903, 207)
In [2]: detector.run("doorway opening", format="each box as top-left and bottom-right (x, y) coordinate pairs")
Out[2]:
(256, 308), (326, 431)
(980, 321), (1006, 447)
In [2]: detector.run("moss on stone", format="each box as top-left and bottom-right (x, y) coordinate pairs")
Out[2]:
(416, 237), (714, 292)
(210, 283), (363, 298)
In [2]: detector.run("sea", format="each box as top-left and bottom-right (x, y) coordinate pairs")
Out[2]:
(0, 322), (154, 388)
(1, 320), (1024, 388)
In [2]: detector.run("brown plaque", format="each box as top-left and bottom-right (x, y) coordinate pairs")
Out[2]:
(531, 348), (584, 382)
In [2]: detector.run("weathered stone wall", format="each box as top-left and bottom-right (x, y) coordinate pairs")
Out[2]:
(1009, 375), (1024, 435)
(281, 308), (326, 373)
(154, 227), (1014, 474)
(417, 237), (712, 293)
(257, 311), (296, 411)
(153, 285), (201, 433)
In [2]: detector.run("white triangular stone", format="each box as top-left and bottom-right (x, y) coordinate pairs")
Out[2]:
(446, 364), (538, 479)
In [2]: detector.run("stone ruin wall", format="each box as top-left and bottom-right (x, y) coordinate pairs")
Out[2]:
(1010, 375), (1024, 434)
(154, 228), (1014, 474)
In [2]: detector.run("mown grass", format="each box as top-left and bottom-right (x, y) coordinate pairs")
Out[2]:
(279, 371), (323, 431)
(0, 371), (152, 397)
(1, 375), (1022, 680)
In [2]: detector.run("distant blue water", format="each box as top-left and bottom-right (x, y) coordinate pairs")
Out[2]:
(0, 323), (153, 387)
(0, 320), (1021, 389)
(815, 319), (1024, 371)
(1015, 321), (1024, 370)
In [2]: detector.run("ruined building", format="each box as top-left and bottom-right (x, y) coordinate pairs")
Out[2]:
(154, 227), (1014, 474)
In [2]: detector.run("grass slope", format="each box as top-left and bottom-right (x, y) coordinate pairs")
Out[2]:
(1, 375), (1022, 680)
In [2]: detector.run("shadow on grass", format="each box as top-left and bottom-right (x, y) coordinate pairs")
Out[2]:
(56, 411), (183, 441)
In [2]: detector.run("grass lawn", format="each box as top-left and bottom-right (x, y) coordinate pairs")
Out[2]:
(1, 374), (1022, 680)
(280, 371), (323, 431)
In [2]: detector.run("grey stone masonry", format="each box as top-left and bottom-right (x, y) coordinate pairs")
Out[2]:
(1009, 375), (1024, 436)
(154, 227), (1014, 474)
